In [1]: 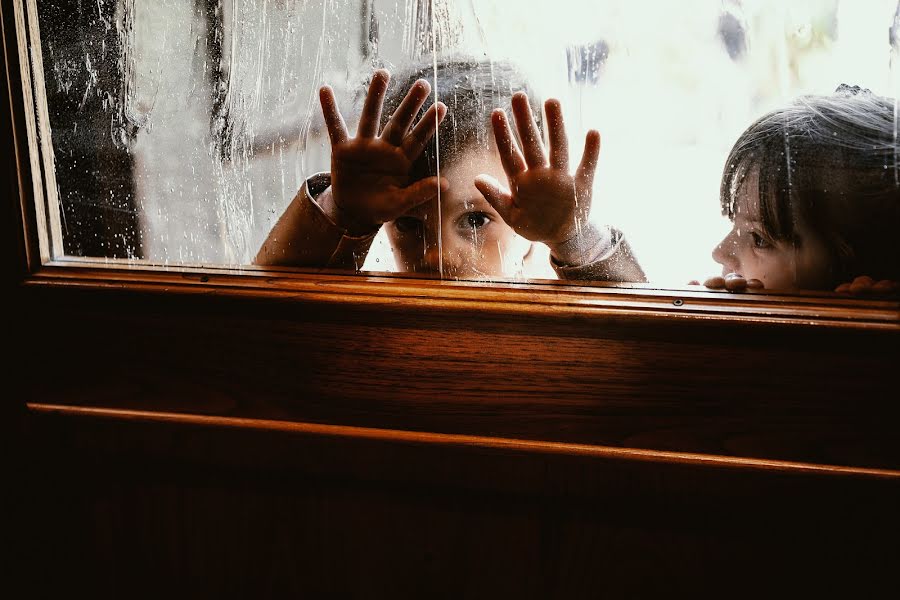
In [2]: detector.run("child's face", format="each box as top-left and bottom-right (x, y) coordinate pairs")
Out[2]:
(712, 169), (832, 290)
(384, 147), (526, 279)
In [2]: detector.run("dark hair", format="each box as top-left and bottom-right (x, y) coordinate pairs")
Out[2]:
(379, 56), (543, 180)
(720, 86), (900, 284)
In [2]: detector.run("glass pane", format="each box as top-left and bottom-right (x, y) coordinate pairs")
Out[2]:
(22, 0), (900, 294)
(33, 0), (377, 265)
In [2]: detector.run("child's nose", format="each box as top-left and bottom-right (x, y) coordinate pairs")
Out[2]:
(712, 233), (738, 271)
(418, 223), (445, 273)
(422, 243), (443, 273)
(422, 235), (469, 278)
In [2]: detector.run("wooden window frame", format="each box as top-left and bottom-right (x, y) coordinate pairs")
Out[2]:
(5, 0), (899, 478)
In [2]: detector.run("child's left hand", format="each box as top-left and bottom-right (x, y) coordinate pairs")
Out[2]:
(474, 92), (601, 262)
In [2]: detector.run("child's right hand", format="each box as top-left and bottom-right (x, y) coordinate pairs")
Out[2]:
(834, 276), (899, 295)
(317, 69), (448, 235)
(693, 273), (764, 292)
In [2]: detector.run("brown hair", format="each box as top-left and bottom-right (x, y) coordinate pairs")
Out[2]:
(720, 86), (900, 285)
(379, 56), (543, 180)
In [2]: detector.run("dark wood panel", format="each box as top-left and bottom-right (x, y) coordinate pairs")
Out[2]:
(17, 407), (900, 598)
(12, 282), (900, 470)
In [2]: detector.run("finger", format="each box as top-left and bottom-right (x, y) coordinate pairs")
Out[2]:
(746, 278), (764, 289)
(491, 109), (526, 178)
(397, 176), (448, 213)
(381, 78), (431, 145)
(474, 175), (515, 223)
(849, 280), (873, 295)
(511, 92), (548, 169)
(402, 102), (447, 160)
(575, 129), (601, 191)
(545, 99), (569, 171)
(703, 275), (726, 289)
(724, 273), (748, 292)
(319, 85), (349, 146)
(873, 279), (899, 293)
(357, 69), (390, 138)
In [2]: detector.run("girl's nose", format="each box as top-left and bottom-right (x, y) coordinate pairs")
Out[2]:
(422, 243), (443, 273)
(712, 231), (739, 272)
(419, 223), (446, 274)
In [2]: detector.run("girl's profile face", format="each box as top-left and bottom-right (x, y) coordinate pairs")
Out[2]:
(384, 147), (527, 279)
(712, 169), (832, 290)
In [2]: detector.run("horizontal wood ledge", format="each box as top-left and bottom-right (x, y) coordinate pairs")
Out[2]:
(21, 269), (900, 329)
(28, 403), (900, 480)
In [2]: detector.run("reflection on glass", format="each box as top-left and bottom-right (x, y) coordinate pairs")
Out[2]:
(24, 0), (900, 293)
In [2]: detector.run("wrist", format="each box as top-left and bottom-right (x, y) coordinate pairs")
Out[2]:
(317, 188), (379, 237)
(546, 223), (611, 267)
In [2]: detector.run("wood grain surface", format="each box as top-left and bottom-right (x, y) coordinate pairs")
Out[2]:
(16, 403), (900, 598)
(12, 275), (899, 470)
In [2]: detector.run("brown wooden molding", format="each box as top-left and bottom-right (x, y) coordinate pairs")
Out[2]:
(22, 261), (900, 330)
(26, 403), (900, 480)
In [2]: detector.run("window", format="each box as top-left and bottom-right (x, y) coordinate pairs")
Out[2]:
(10, 0), (898, 298)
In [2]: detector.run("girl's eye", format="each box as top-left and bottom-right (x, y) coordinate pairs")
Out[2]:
(394, 216), (423, 234)
(463, 212), (491, 229)
(750, 231), (773, 249)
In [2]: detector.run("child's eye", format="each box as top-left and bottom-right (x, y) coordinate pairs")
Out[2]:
(462, 212), (491, 229)
(394, 216), (423, 234)
(750, 231), (773, 249)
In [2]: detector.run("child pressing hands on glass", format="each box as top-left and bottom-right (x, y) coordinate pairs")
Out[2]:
(254, 58), (645, 283)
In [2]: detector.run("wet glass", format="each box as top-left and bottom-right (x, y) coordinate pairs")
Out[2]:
(19, 0), (900, 294)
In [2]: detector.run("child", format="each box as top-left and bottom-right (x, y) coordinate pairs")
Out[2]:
(254, 57), (645, 283)
(703, 84), (900, 293)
